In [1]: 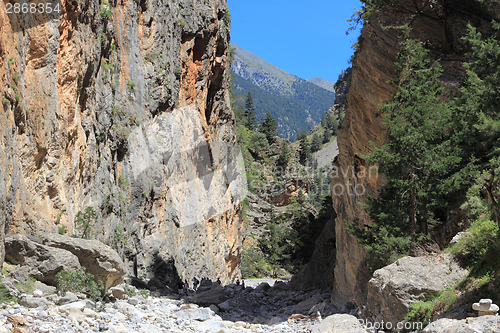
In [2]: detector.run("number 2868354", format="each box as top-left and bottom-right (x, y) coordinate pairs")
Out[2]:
(5, 1), (61, 14)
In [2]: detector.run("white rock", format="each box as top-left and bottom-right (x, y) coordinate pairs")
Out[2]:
(234, 321), (248, 328)
(83, 308), (98, 318)
(114, 312), (127, 321)
(109, 286), (125, 300)
(59, 291), (79, 304)
(176, 308), (215, 322)
(66, 308), (86, 323)
(109, 323), (129, 333)
(18, 295), (47, 309)
(312, 314), (368, 333)
(128, 297), (139, 306)
(38, 326), (50, 333)
(195, 319), (230, 332)
(33, 289), (43, 297)
(59, 301), (87, 311)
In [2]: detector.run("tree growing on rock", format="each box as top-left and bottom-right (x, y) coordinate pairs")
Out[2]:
(259, 112), (278, 143)
(323, 127), (332, 144)
(277, 141), (291, 166)
(244, 91), (257, 130)
(366, 34), (460, 236)
(353, 32), (465, 273)
(311, 133), (322, 153)
(299, 137), (312, 165)
(455, 23), (500, 229)
(75, 206), (99, 239)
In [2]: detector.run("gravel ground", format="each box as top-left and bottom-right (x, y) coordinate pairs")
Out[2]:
(313, 139), (338, 169)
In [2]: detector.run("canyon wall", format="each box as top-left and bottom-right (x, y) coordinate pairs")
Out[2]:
(299, 0), (498, 305)
(0, 0), (243, 284)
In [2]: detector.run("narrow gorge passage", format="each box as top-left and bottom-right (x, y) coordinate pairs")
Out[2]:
(1, 0), (500, 333)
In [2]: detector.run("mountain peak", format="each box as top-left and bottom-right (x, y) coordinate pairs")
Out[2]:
(230, 45), (335, 141)
(231, 44), (299, 96)
(306, 78), (335, 93)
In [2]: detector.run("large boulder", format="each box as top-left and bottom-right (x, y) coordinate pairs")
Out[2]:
(191, 283), (227, 306)
(5, 234), (80, 285)
(365, 253), (468, 325)
(42, 233), (126, 291)
(291, 294), (323, 314)
(309, 301), (339, 318)
(312, 314), (368, 333)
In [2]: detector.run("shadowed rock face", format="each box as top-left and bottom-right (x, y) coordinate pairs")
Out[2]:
(0, 0), (242, 284)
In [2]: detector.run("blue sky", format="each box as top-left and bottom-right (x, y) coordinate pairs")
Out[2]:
(227, 0), (363, 83)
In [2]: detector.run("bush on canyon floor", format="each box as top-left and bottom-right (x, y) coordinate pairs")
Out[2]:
(404, 289), (457, 331)
(14, 277), (36, 295)
(0, 282), (16, 304)
(56, 267), (103, 301)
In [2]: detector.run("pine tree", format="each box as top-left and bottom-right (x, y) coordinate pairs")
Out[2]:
(323, 128), (332, 144)
(259, 112), (278, 143)
(248, 132), (269, 159)
(311, 133), (322, 152)
(320, 114), (327, 128)
(244, 91), (257, 130)
(277, 141), (291, 166)
(366, 33), (461, 238)
(258, 210), (294, 276)
(299, 137), (311, 165)
(326, 113), (337, 131)
(455, 23), (500, 228)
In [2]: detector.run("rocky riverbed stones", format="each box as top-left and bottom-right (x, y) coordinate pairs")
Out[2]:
(423, 315), (500, 333)
(0, 279), (357, 332)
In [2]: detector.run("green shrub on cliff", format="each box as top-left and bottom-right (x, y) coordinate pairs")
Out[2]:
(100, 0), (112, 20)
(451, 218), (499, 270)
(74, 206), (98, 239)
(241, 247), (270, 278)
(248, 132), (269, 159)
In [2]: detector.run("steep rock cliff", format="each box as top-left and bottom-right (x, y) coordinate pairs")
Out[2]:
(298, 0), (498, 305)
(0, 0), (242, 284)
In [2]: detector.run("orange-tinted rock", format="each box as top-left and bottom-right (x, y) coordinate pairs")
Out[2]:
(0, 0), (241, 284)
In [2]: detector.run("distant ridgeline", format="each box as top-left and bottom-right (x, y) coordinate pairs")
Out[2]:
(230, 44), (335, 141)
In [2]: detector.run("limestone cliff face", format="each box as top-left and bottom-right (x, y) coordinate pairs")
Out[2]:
(0, 0), (242, 284)
(313, 0), (497, 305)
